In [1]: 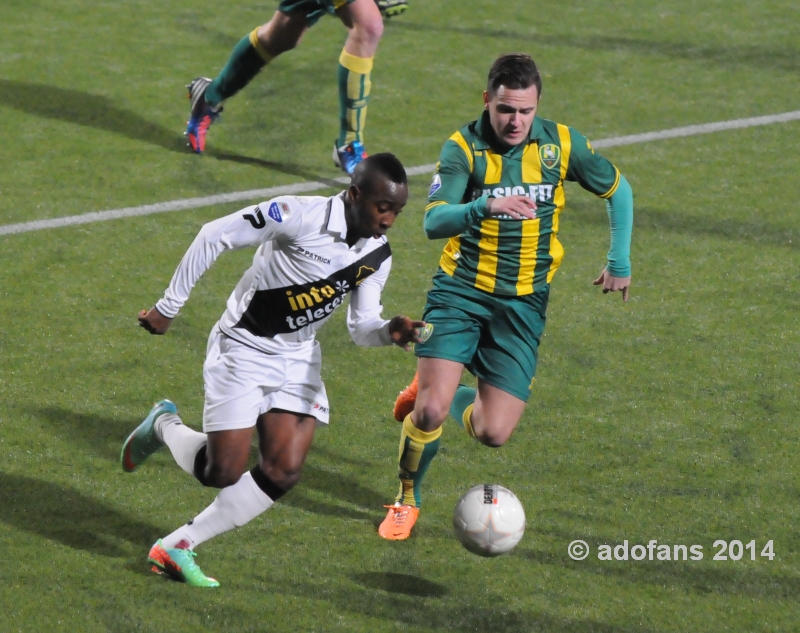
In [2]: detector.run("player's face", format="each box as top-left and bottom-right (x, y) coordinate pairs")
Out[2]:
(349, 179), (409, 241)
(484, 84), (539, 147)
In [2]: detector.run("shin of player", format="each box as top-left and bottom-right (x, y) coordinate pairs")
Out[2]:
(185, 0), (383, 174)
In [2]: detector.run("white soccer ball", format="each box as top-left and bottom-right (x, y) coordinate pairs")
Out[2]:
(452, 484), (526, 557)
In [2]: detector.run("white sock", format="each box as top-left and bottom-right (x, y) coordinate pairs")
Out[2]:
(155, 412), (206, 477)
(161, 471), (274, 549)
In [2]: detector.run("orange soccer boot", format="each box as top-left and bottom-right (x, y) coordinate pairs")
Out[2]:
(393, 372), (419, 422)
(378, 504), (420, 540)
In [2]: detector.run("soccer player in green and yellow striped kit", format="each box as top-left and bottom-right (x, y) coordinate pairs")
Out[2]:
(185, 0), (406, 173)
(379, 53), (634, 540)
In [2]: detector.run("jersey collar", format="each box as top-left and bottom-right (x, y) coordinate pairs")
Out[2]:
(473, 110), (543, 151)
(325, 192), (370, 250)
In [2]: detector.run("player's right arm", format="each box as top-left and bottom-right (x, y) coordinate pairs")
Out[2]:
(422, 135), (483, 239)
(139, 199), (302, 334)
(423, 134), (535, 239)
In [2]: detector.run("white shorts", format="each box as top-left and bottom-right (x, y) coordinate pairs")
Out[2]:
(202, 325), (330, 432)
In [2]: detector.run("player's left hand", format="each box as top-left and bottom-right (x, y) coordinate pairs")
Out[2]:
(593, 268), (631, 302)
(388, 316), (427, 351)
(138, 307), (173, 334)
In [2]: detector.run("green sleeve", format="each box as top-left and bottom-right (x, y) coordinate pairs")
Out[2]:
(565, 127), (620, 197)
(423, 138), (491, 239)
(606, 174), (633, 277)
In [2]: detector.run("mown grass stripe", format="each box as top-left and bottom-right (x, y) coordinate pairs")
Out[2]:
(2, 111), (798, 237)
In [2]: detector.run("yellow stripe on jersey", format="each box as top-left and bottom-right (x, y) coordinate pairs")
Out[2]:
(439, 237), (461, 276)
(515, 218), (541, 295)
(484, 151), (503, 185)
(547, 232), (565, 283)
(557, 124), (572, 181)
(522, 143), (542, 183)
(475, 219), (500, 293)
(425, 200), (447, 212)
(449, 132), (474, 172)
(599, 166), (621, 199)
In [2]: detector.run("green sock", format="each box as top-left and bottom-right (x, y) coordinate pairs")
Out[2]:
(450, 385), (476, 428)
(395, 414), (441, 507)
(337, 49), (372, 147)
(205, 28), (273, 107)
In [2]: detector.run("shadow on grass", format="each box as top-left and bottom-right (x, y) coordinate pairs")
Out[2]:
(35, 407), (140, 462)
(35, 407), (393, 526)
(390, 21), (800, 73)
(281, 461), (389, 524)
(263, 573), (660, 633)
(0, 79), (342, 184)
(351, 571), (448, 597)
(0, 79), (186, 152)
(0, 472), (164, 558)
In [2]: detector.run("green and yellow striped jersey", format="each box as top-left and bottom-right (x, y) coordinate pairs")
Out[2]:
(427, 111), (620, 296)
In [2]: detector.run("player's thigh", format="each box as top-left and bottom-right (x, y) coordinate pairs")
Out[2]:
(472, 381), (527, 447)
(414, 272), (486, 367)
(202, 327), (289, 434)
(472, 287), (550, 403)
(257, 9), (309, 54)
(335, 0), (382, 32)
(205, 427), (256, 481)
(263, 340), (330, 426)
(276, 0), (344, 28)
(256, 409), (317, 480)
(414, 356), (465, 429)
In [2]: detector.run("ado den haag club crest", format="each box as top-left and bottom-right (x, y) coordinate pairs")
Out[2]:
(539, 144), (561, 170)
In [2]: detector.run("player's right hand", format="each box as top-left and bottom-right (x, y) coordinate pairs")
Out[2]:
(138, 307), (173, 335)
(486, 195), (537, 220)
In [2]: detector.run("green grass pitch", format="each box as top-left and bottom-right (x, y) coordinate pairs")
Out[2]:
(1, 1), (799, 631)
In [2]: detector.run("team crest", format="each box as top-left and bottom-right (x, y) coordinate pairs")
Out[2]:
(418, 323), (434, 343)
(539, 144), (561, 170)
(267, 202), (283, 223)
(428, 173), (442, 197)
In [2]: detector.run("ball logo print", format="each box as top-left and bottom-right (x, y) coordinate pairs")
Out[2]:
(452, 484), (526, 557)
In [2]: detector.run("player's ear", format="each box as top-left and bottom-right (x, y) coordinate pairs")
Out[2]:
(347, 184), (361, 205)
(483, 90), (490, 109)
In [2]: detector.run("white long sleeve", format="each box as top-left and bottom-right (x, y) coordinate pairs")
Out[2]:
(346, 256), (393, 347)
(156, 202), (301, 318)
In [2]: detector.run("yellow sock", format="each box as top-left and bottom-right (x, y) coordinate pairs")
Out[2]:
(337, 49), (373, 147)
(396, 414), (442, 507)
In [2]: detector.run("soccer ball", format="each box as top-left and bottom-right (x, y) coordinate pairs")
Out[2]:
(452, 484), (526, 557)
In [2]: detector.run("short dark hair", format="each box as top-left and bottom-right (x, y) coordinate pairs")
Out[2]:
(487, 53), (542, 97)
(351, 152), (407, 194)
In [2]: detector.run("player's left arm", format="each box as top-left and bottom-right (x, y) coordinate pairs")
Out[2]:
(139, 198), (304, 334)
(346, 254), (425, 349)
(566, 128), (634, 301)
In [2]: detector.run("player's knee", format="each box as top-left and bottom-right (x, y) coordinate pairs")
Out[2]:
(258, 462), (302, 491)
(203, 462), (246, 488)
(413, 400), (448, 429)
(471, 423), (512, 448)
(353, 15), (383, 46)
(257, 24), (301, 55)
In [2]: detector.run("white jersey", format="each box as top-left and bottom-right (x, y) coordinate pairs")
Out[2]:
(155, 192), (394, 354)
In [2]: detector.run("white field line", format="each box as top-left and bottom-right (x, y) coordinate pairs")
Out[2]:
(2, 110), (799, 237)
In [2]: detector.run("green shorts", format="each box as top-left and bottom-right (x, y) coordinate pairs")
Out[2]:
(415, 270), (550, 402)
(278, 0), (355, 26)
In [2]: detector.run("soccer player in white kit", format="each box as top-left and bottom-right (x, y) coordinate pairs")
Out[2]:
(120, 153), (423, 587)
